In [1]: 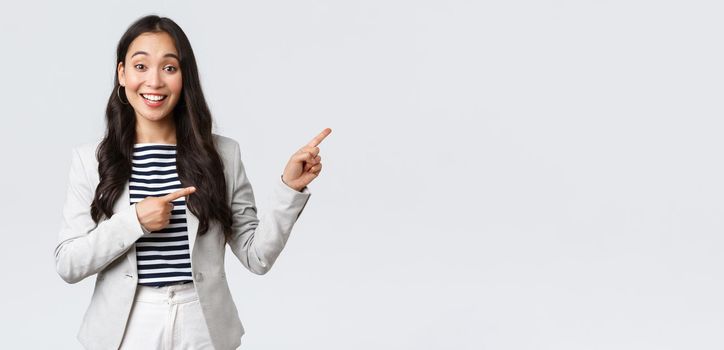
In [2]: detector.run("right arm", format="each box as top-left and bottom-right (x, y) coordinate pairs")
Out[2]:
(54, 146), (146, 284)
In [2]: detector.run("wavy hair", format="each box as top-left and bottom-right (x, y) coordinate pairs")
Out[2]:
(90, 15), (233, 238)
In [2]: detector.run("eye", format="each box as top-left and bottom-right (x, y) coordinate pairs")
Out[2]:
(164, 65), (178, 73)
(134, 64), (146, 70)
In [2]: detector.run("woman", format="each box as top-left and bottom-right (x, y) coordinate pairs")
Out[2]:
(54, 15), (330, 350)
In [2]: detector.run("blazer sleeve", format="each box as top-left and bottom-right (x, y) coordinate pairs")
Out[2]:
(54, 146), (146, 284)
(226, 140), (311, 275)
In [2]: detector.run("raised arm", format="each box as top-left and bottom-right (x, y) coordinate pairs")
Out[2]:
(226, 140), (314, 275)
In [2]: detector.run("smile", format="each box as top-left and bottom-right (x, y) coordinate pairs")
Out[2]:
(141, 94), (167, 102)
(140, 93), (168, 108)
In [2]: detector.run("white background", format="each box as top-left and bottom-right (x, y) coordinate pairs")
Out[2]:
(0, 0), (722, 349)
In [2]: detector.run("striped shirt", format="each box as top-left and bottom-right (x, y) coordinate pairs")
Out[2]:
(130, 144), (193, 287)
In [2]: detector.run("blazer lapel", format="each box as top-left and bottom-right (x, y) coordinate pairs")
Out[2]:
(186, 205), (198, 261)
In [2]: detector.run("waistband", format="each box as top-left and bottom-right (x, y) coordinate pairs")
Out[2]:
(134, 281), (198, 304)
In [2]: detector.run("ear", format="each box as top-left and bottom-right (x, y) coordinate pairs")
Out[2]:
(117, 61), (126, 87)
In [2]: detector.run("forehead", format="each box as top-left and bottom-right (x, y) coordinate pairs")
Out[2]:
(126, 32), (178, 60)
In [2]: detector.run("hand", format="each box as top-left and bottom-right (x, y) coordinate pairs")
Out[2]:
(135, 186), (196, 232)
(282, 128), (331, 191)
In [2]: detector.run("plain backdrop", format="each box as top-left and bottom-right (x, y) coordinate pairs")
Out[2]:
(0, 0), (722, 349)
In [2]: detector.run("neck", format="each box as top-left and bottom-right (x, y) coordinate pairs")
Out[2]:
(135, 115), (177, 144)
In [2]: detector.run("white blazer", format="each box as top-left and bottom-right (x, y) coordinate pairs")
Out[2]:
(54, 134), (311, 350)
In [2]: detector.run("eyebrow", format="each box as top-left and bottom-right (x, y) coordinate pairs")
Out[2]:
(130, 51), (180, 61)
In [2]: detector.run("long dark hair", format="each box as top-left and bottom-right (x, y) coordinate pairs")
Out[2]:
(90, 15), (233, 238)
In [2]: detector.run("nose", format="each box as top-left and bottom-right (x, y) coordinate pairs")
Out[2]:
(145, 69), (164, 89)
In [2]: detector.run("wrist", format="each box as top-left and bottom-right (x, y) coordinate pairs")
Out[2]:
(281, 175), (304, 192)
(134, 203), (151, 234)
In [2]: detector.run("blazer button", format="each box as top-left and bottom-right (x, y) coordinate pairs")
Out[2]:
(194, 272), (204, 282)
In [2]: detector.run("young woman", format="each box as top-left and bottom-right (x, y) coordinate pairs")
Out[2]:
(54, 15), (330, 350)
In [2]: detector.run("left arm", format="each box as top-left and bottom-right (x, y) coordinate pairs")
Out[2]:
(226, 128), (330, 274)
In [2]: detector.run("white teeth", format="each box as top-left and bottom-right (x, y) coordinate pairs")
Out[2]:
(142, 94), (166, 101)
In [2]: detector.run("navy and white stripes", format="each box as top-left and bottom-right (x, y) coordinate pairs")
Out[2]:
(130, 144), (193, 287)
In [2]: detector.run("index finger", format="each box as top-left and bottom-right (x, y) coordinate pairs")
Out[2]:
(161, 186), (196, 202)
(306, 128), (332, 147)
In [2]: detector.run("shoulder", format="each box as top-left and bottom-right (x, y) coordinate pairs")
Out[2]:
(212, 133), (240, 152)
(212, 133), (243, 164)
(65, 138), (102, 183)
(70, 137), (103, 165)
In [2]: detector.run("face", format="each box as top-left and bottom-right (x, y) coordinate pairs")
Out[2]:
(118, 32), (183, 123)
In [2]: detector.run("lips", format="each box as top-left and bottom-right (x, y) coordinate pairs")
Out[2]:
(140, 93), (167, 108)
(141, 93), (167, 102)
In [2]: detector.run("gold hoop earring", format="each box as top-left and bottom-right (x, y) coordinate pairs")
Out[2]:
(117, 85), (129, 105)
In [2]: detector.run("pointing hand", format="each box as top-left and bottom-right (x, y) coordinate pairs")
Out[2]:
(282, 128), (331, 192)
(135, 186), (196, 232)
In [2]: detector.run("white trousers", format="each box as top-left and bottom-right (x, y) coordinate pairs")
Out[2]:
(119, 282), (215, 350)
